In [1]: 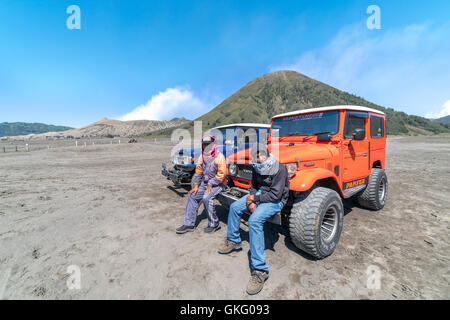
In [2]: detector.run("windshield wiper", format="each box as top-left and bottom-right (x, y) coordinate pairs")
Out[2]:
(279, 131), (332, 142)
(313, 131), (331, 136)
(285, 132), (303, 136)
(302, 132), (332, 141)
(277, 132), (302, 142)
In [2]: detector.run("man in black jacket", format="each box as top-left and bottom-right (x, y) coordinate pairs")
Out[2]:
(218, 144), (290, 295)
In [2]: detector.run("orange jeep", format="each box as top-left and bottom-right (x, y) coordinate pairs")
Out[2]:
(217, 106), (388, 259)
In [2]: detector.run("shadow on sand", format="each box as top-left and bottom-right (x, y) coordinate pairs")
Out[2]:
(166, 185), (190, 198)
(172, 188), (360, 263)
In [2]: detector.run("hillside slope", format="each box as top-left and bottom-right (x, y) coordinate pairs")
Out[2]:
(433, 115), (450, 124)
(6, 118), (189, 140)
(195, 71), (450, 135)
(63, 117), (189, 138)
(0, 122), (73, 137)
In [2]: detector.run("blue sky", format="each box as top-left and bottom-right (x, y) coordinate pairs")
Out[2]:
(1, 0), (449, 127)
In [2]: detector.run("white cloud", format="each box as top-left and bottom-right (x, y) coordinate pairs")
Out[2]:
(270, 21), (450, 118)
(425, 100), (450, 119)
(120, 87), (207, 121)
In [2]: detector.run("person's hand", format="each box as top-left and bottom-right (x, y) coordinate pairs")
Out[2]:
(246, 195), (254, 206)
(248, 203), (257, 213)
(189, 185), (199, 195)
(205, 185), (213, 194)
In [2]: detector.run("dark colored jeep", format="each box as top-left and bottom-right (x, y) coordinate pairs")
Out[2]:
(162, 123), (270, 188)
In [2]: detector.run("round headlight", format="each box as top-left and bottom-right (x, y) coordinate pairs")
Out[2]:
(285, 163), (297, 178)
(229, 163), (237, 176)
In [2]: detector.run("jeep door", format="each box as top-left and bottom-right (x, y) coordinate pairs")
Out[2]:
(342, 111), (370, 195)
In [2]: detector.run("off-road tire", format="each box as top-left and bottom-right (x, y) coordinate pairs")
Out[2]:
(289, 187), (344, 259)
(357, 168), (388, 210)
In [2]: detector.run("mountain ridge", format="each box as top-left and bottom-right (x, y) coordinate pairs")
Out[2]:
(148, 70), (450, 137)
(433, 115), (450, 124)
(4, 118), (188, 140)
(0, 122), (73, 138)
(5, 71), (449, 139)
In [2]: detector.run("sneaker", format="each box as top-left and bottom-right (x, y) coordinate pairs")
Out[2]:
(246, 270), (269, 295)
(204, 223), (221, 233)
(218, 238), (242, 254)
(176, 225), (195, 234)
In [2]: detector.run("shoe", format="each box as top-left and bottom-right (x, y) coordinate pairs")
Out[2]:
(218, 238), (242, 254)
(204, 223), (221, 233)
(176, 225), (195, 234)
(246, 270), (269, 295)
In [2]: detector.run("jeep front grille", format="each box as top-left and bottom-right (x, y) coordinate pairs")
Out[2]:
(236, 164), (253, 180)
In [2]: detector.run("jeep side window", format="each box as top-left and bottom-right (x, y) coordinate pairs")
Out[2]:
(237, 128), (257, 145)
(236, 128), (245, 144)
(258, 129), (268, 144)
(370, 115), (385, 138)
(245, 129), (257, 144)
(344, 113), (366, 139)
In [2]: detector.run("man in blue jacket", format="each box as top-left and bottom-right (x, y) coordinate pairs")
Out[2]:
(218, 143), (290, 295)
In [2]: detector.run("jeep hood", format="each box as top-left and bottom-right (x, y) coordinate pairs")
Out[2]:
(270, 143), (333, 163)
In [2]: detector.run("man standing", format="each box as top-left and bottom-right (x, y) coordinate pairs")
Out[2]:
(218, 144), (289, 295)
(176, 135), (227, 234)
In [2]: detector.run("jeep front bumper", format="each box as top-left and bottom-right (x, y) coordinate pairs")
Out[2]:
(217, 187), (282, 225)
(161, 162), (195, 185)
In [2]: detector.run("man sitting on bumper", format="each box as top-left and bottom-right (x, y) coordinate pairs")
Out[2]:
(176, 134), (227, 234)
(218, 143), (290, 295)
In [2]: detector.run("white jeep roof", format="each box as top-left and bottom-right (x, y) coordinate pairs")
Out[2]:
(272, 105), (385, 119)
(212, 123), (271, 130)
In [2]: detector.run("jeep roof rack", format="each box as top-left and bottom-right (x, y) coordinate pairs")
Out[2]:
(272, 105), (385, 119)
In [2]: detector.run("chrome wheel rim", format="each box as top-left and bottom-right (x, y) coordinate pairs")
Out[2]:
(321, 205), (338, 242)
(379, 178), (387, 204)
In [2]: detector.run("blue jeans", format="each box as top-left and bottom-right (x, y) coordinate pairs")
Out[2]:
(226, 194), (283, 272)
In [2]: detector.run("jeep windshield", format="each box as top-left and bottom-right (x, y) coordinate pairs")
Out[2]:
(271, 111), (339, 138)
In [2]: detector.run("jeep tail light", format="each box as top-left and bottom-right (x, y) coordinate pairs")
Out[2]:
(285, 163), (297, 179)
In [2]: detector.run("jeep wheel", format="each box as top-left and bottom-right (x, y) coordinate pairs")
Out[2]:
(289, 187), (344, 259)
(357, 168), (388, 210)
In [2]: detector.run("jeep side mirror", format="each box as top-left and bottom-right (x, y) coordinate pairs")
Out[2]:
(352, 128), (365, 141)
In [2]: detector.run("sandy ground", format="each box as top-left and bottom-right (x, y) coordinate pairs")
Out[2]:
(0, 137), (449, 300)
